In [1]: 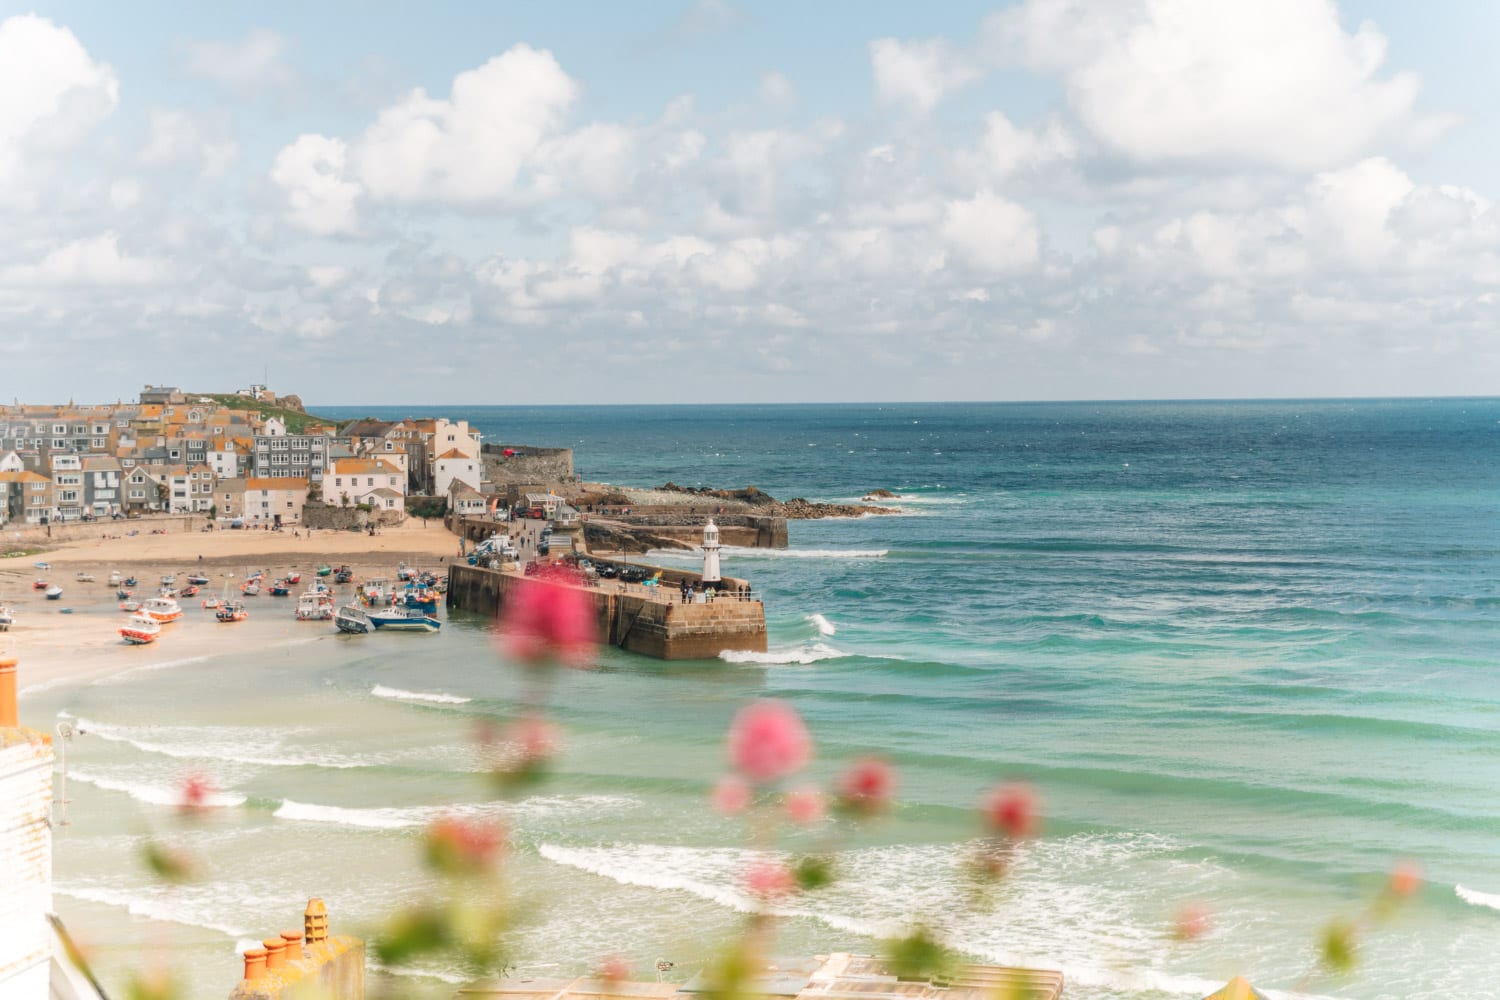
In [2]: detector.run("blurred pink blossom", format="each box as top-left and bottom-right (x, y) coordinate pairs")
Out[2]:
(785, 786), (826, 825)
(837, 757), (896, 815)
(177, 772), (213, 816)
(728, 699), (812, 783)
(1173, 902), (1212, 941)
(498, 579), (597, 667)
(745, 859), (796, 900)
(1389, 859), (1422, 898)
(712, 775), (753, 816)
(982, 782), (1039, 839)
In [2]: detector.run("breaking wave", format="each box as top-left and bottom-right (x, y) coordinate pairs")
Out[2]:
(806, 613), (837, 636)
(372, 685), (472, 705)
(720, 642), (848, 665)
(273, 794), (637, 830)
(1457, 884), (1500, 911)
(69, 768), (246, 808)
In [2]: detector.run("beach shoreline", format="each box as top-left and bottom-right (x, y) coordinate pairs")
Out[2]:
(1, 519), (462, 695)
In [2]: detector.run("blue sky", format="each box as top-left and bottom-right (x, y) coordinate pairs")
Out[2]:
(1, 0), (1498, 404)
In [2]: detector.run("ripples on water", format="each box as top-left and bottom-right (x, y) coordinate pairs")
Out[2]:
(35, 399), (1500, 999)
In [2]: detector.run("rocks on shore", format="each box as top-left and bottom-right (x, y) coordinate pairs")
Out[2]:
(656, 482), (894, 519)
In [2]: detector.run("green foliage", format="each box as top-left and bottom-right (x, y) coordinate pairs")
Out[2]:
(409, 497), (449, 519)
(356, 502), (374, 512)
(192, 393), (333, 434)
(882, 925), (955, 982)
(793, 854), (836, 892)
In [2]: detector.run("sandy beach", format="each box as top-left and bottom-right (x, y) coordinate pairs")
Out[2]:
(0, 519), (464, 693)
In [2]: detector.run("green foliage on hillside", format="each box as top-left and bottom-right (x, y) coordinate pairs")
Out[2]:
(194, 394), (333, 434)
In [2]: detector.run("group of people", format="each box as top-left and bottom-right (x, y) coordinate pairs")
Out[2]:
(678, 580), (754, 604)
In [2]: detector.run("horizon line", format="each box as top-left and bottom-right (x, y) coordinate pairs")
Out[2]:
(307, 393), (1500, 409)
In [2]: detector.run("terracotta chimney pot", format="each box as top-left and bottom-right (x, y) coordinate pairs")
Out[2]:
(304, 897), (328, 945)
(263, 937), (287, 971)
(280, 930), (304, 960)
(243, 948), (268, 981)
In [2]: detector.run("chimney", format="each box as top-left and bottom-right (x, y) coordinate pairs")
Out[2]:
(0, 656), (17, 728)
(229, 900), (364, 1000)
(304, 898), (327, 945)
(243, 948), (268, 982)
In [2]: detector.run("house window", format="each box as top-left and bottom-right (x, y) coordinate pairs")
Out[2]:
(287, 501), (294, 508)
(386, 498), (394, 508)
(366, 477), (374, 486)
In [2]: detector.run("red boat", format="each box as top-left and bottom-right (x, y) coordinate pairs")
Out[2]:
(180, 584), (200, 598)
(286, 572), (302, 585)
(32, 579), (48, 590)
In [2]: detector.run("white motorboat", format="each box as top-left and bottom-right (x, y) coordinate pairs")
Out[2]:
(45, 586), (63, 600)
(334, 604), (372, 634)
(296, 589), (335, 621)
(0, 604), (14, 631)
(120, 614), (161, 645)
(368, 606), (441, 633)
(141, 597), (183, 623)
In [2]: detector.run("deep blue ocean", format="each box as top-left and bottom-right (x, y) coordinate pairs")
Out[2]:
(41, 399), (1500, 999)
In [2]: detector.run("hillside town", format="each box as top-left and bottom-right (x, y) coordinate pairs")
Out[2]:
(0, 385), (495, 529)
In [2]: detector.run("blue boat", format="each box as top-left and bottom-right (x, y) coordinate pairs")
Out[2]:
(368, 607), (441, 633)
(402, 587), (439, 614)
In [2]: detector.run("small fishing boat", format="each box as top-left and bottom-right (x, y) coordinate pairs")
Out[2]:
(334, 604), (372, 634)
(123, 576), (137, 587)
(368, 606), (441, 633)
(316, 564), (333, 577)
(0, 604), (14, 631)
(158, 587), (177, 599)
(201, 596), (222, 609)
(120, 614), (161, 645)
(286, 571), (302, 585)
(45, 585), (63, 601)
(360, 578), (390, 607)
(186, 574), (210, 586)
(141, 597), (183, 623)
(75, 571), (95, 583)
(402, 586), (439, 615)
(333, 565), (353, 584)
(396, 562), (415, 581)
(116, 588), (133, 600)
(296, 589), (335, 621)
(216, 601), (248, 623)
(119, 599), (142, 612)
(242, 581), (261, 597)
(107, 571), (122, 587)
(34, 561), (50, 570)
(160, 574), (176, 587)
(269, 580), (291, 597)
(180, 584), (200, 598)
(33, 579), (48, 590)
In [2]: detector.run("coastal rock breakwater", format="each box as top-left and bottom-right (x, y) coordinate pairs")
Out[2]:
(446, 563), (767, 660)
(656, 483), (896, 519)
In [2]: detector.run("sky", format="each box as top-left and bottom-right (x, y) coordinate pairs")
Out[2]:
(1, 0), (1499, 406)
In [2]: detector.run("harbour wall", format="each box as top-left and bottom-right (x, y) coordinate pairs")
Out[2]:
(2, 514), (209, 549)
(446, 563), (767, 660)
(481, 444), (575, 485)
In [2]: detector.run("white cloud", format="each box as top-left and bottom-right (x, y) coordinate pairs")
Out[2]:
(0, 233), (169, 287)
(182, 28), (295, 94)
(761, 71), (797, 108)
(869, 37), (982, 112)
(956, 112), (1077, 183)
(941, 191), (1040, 272)
(270, 134), (361, 235)
(351, 44), (578, 203)
(0, 15), (118, 178)
(986, 0), (1453, 170)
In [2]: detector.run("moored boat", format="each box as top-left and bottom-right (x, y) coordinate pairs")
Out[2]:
(123, 576), (137, 587)
(107, 571), (123, 587)
(368, 606), (441, 632)
(186, 574), (210, 586)
(286, 571), (302, 585)
(242, 582), (261, 596)
(269, 580), (291, 597)
(141, 597), (183, 623)
(316, 564), (333, 577)
(360, 577), (390, 607)
(334, 604), (372, 634)
(160, 574), (176, 587)
(201, 596), (222, 609)
(296, 589), (335, 621)
(32, 579), (48, 590)
(119, 599), (142, 612)
(402, 586), (439, 614)
(333, 565), (353, 584)
(116, 588), (133, 600)
(180, 584), (200, 598)
(120, 613), (161, 645)
(0, 604), (14, 631)
(75, 571), (95, 582)
(45, 586), (63, 600)
(216, 601), (248, 623)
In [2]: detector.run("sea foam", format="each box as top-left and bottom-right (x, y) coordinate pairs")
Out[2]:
(1456, 884), (1500, 911)
(372, 684), (472, 705)
(274, 794), (637, 830)
(806, 613), (837, 636)
(720, 642), (847, 666)
(70, 768), (246, 808)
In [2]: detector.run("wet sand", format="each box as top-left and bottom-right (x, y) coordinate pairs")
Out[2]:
(0, 520), (463, 695)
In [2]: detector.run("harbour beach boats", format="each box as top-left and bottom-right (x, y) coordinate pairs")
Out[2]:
(160, 574), (175, 587)
(368, 606), (441, 633)
(32, 579), (48, 590)
(116, 589), (132, 600)
(186, 574), (210, 586)
(45, 585), (63, 600)
(216, 601), (248, 623)
(119, 599), (142, 612)
(180, 584), (199, 598)
(123, 576), (137, 587)
(401, 585), (439, 615)
(107, 570), (122, 587)
(75, 571), (95, 582)
(360, 578), (390, 607)
(333, 565), (353, 584)
(242, 581), (261, 597)
(201, 596), (222, 609)
(119, 613), (161, 645)
(286, 571), (302, 585)
(269, 580), (291, 597)
(296, 588), (335, 621)
(0, 603), (14, 631)
(334, 604), (372, 634)
(316, 564), (333, 577)
(141, 596), (183, 623)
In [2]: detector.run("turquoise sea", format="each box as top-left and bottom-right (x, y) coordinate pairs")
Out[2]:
(32, 399), (1500, 999)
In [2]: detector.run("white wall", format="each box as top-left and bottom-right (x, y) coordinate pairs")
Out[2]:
(0, 737), (55, 1000)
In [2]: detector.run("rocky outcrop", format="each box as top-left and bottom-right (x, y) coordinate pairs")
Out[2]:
(583, 522), (694, 553)
(657, 482), (893, 519)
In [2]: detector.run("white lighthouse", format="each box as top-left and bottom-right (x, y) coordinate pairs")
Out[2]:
(701, 519), (722, 586)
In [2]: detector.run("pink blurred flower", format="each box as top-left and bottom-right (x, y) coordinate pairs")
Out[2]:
(498, 578), (597, 667)
(837, 757), (896, 816)
(1389, 859), (1422, 898)
(479, 715), (561, 788)
(785, 786), (825, 825)
(423, 815), (507, 875)
(712, 775), (753, 816)
(728, 700), (812, 783)
(745, 859), (796, 900)
(981, 782), (1039, 839)
(1173, 902), (1212, 941)
(177, 772), (213, 816)
(595, 953), (631, 985)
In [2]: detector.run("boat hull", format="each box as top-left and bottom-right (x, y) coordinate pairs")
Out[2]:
(369, 611), (441, 633)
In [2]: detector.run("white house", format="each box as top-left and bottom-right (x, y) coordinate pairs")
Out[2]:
(434, 449), (483, 498)
(48, 454), (83, 521)
(325, 457), (405, 514)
